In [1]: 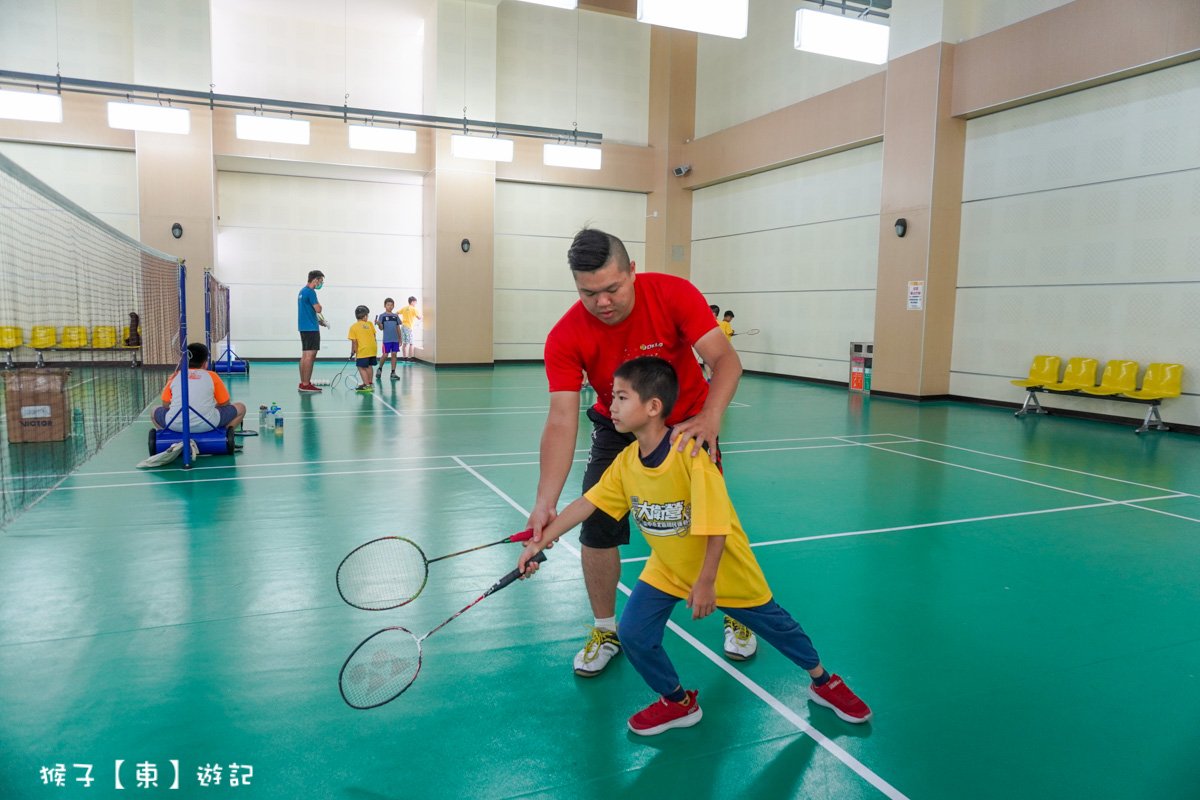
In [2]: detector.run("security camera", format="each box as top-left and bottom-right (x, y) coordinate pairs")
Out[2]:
(673, 164), (691, 177)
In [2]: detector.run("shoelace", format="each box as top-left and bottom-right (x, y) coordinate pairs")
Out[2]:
(726, 617), (753, 646)
(579, 624), (615, 664)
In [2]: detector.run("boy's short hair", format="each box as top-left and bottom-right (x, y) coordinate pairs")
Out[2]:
(308, 270), (325, 283)
(709, 304), (719, 315)
(407, 296), (417, 304)
(384, 297), (394, 306)
(613, 356), (678, 418)
(723, 311), (734, 320)
(355, 305), (369, 320)
(187, 342), (209, 368)
(568, 228), (631, 273)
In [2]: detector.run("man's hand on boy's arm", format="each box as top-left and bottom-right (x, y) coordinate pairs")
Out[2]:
(686, 534), (726, 620)
(518, 495), (597, 578)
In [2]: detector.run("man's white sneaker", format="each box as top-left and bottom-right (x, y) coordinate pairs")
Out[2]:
(573, 626), (622, 677)
(723, 615), (758, 661)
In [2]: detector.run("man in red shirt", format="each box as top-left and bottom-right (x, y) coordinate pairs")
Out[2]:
(531, 228), (756, 677)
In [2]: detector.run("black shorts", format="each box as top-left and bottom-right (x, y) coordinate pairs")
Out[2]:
(356, 356), (378, 368)
(578, 408), (723, 549)
(300, 330), (320, 352)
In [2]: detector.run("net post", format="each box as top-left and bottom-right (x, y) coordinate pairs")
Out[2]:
(178, 260), (192, 469)
(204, 271), (213, 361)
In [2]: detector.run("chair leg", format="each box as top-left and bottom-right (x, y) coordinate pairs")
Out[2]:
(1136, 404), (1168, 434)
(1016, 390), (1044, 418)
(4, 350), (12, 369)
(35, 350), (45, 368)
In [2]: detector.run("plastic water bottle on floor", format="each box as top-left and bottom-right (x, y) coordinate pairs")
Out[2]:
(259, 404), (269, 429)
(274, 405), (284, 435)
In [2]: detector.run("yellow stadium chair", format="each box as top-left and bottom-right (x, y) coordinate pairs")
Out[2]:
(1011, 355), (1060, 388)
(1012, 355), (1060, 417)
(30, 326), (56, 349)
(61, 326), (88, 348)
(1123, 363), (1183, 433)
(93, 326), (117, 349)
(0, 327), (21, 349)
(122, 325), (141, 348)
(1080, 360), (1139, 396)
(1043, 357), (1098, 392)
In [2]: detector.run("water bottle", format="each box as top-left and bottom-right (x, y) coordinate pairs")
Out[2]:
(274, 405), (284, 435)
(258, 404), (268, 429)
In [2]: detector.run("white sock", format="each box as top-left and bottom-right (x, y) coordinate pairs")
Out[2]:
(593, 616), (617, 632)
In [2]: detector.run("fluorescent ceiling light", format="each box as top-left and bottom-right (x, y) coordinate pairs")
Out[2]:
(107, 101), (190, 134)
(450, 134), (514, 162)
(795, 9), (890, 65)
(637, 0), (748, 39)
(544, 143), (601, 170)
(235, 114), (310, 145)
(348, 125), (417, 153)
(0, 90), (63, 123)
(511, 0), (577, 7)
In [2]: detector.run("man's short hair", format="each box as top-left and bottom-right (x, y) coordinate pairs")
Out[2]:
(355, 305), (369, 319)
(408, 296), (417, 304)
(384, 297), (394, 306)
(724, 311), (734, 320)
(308, 270), (325, 283)
(613, 356), (678, 418)
(187, 342), (209, 368)
(709, 304), (720, 316)
(568, 228), (631, 273)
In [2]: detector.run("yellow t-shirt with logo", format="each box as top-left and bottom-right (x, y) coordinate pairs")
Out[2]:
(347, 320), (377, 358)
(400, 305), (419, 327)
(584, 435), (771, 607)
(718, 320), (734, 340)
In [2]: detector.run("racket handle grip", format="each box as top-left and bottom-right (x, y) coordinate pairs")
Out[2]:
(508, 529), (534, 543)
(492, 551), (546, 593)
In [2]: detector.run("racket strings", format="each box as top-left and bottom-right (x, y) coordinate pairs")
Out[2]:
(341, 629), (421, 709)
(337, 538), (428, 610)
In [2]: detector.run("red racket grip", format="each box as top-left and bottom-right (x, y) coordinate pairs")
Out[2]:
(508, 529), (535, 543)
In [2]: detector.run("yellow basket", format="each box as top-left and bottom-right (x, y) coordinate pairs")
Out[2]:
(0, 327), (21, 349)
(30, 326), (56, 349)
(93, 326), (117, 349)
(61, 326), (88, 348)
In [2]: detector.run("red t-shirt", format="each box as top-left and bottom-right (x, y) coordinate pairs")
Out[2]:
(544, 272), (717, 426)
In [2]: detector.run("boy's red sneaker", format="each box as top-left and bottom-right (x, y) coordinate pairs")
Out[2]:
(298, 383), (322, 393)
(808, 674), (871, 723)
(627, 690), (702, 736)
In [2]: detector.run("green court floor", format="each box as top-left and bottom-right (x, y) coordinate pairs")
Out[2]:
(2, 363), (1198, 799)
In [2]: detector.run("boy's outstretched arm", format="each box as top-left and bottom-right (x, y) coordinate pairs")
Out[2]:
(518, 495), (597, 577)
(686, 535), (726, 620)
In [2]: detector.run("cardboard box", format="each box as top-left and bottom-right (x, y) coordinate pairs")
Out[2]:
(4, 369), (71, 443)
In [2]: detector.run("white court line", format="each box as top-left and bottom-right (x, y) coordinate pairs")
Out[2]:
(449, 456), (911, 800)
(893, 437), (1199, 499)
(837, 438), (1200, 526)
(617, 493), (1187, 563)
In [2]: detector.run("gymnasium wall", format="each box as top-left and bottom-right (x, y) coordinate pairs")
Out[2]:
(690, 144), (883, 382)
(216, 169), (423, 360)
(493, 182), (647, 362)
(951, 59), (1200, 426)
(496, 0), (650, 146)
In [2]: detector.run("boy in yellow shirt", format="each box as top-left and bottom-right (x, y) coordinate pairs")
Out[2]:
(399, 295), (422, 364)
(347, 305), (378, 393)
(718, 310), (735, 341)
(518, 356), (870, 735)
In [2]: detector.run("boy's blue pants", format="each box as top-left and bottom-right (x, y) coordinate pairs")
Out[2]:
(620, 580), (822, 697)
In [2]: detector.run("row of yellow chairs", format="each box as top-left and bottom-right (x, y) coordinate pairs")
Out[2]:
(0, 326), (139, 350)
(1012, 355), (1183, 432)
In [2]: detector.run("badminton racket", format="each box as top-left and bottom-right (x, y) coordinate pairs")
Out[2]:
(313, 357), (354, 388)
(731, 329), (760, 336)
(339, 552), (546, 709)
(337, 529), (535, 611)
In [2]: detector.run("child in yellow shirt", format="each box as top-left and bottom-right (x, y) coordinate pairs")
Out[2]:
(347, 305), (378, 393)
(518, 356), (871, 736)
(719, 310), (735, 341)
